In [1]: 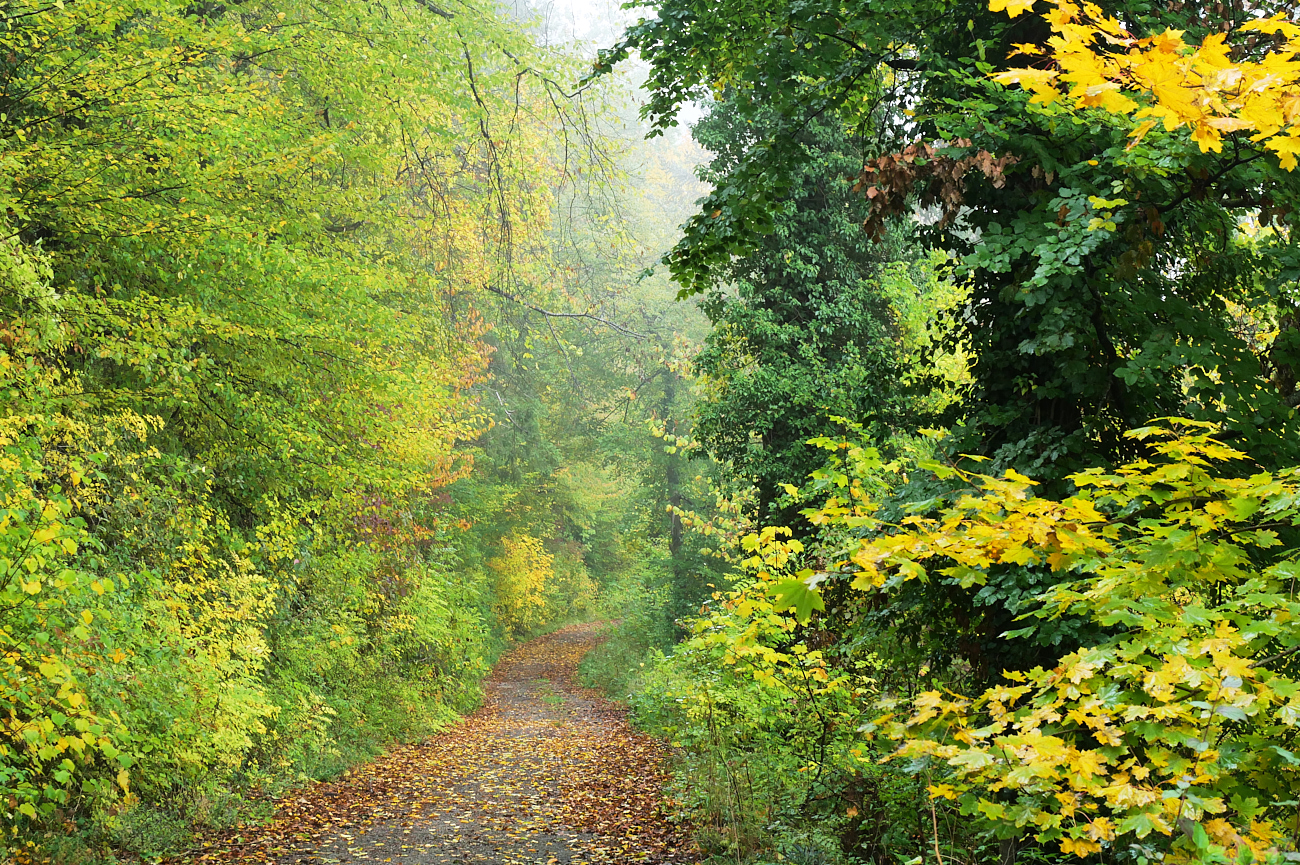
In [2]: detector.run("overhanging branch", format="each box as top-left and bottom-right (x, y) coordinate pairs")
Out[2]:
(483, 285), (647, 339)
(411, 0), (454, 19)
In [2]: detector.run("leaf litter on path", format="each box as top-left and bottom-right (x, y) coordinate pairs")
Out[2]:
(174, 623), (698, 865)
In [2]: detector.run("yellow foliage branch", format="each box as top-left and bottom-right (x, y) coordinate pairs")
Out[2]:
(748, 421), (1300, 859)
(991, 0), (1300, 167)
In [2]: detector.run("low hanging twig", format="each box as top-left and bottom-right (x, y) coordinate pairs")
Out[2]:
(410, 0), (454, 19)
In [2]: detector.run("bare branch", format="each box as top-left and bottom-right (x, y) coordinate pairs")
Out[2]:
(483, 284), (647, 339)
(1252, 644), (1300, 668)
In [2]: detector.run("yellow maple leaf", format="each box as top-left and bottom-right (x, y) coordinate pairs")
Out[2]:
(1190, 122), (1224, 152)
(1091, 12), (1127, 37)
(1216, 653), (1256, 680)
(1268, 134), (1300, 171)
(1060, 837), (1102, 857)
(1147, 28), (1187, 54)
(927, 783), (958, 799)
(990, 0), (1039, 16)
(1192, 32), (1233, 70)
(1046, 2), (1080, 29)
(1241, 14), (1300, 38)
(1071, 748), (1108, 778)
(993, 67), (1060, 88)
(1058, 43), (1112, 89)
(1205, 116), (1256, 133)
(1092, 87), (1140, 115)
(1062, 654), (1099, 683)
(1126, 118), (1159, 149)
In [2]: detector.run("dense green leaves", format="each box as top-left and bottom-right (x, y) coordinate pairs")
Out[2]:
(0, 0), (689, 850)
(604, 0), (1300, 475)
(688, 95), (925, 524)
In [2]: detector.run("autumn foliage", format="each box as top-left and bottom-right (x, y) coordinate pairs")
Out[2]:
(489, 533), (555, 637)
(672, 423), (1294, 861)
(0, 0), (646, 850)
(991, 0), (1300, 167)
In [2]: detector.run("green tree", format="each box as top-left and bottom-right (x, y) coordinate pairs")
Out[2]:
(690, 95), (918, 524)
(0, 0), (634, 844)
(600, 0), (1300, 477)
(594, 0), (1300, 686)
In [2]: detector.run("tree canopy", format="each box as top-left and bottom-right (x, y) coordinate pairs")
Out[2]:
(689, 94), (921, 524)
(601, 0), (1300, 476)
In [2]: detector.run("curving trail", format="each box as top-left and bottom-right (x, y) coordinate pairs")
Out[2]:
(184, 623), (695, 865)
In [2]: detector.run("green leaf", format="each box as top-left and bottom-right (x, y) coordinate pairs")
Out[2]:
(1191, 820), (1209, 850)
(1270, 745), (1300, 766)
(1118, 811), (1159, 839)
(1214, 705), (1247, 722)
(769, 579), (825, 623)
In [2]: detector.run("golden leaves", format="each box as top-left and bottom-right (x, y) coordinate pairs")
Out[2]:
(489, 532), (556, 636)
(786, 421), (1300, 859)
(988, 0), (1040, 17)
(826, 466), (1112, 594)
(990, 0), (1300, 168)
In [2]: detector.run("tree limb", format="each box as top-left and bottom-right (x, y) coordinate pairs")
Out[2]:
(411, 0), (454, 19)
(1252, 644), (1300, 668)
(483, 285), (647, 338)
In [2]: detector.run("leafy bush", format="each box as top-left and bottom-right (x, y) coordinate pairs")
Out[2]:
(626, 562), (955, 863)
(687, 422), (1300, 864)
(579, 552), (678, 700)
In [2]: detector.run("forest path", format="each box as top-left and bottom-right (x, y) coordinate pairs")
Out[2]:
(187, 623), (694, 865)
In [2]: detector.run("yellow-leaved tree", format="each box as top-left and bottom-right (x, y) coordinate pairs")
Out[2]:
(488, 533), (555, 637)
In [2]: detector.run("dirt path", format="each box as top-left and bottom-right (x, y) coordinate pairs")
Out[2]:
(186, 623), (695, 865)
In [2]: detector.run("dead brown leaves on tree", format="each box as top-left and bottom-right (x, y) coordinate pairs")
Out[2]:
(855, 140), (1018, 237)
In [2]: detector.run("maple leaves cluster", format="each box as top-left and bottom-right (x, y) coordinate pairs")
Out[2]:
(755, 423), (1300, 860)
(991, 0), (1300, 167)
